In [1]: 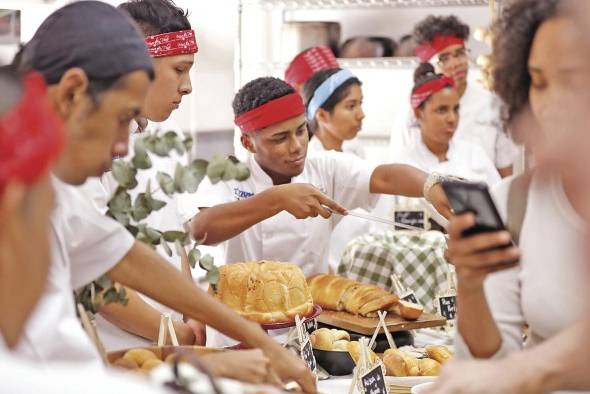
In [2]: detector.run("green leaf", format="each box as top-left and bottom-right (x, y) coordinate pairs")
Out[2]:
(174, 163), (200, 193)
(112, 160), (138, 189)
(156, 172), (175, 196)
(205, 267), (220, 286)
(207, 155), (226, 184)
(132, 138), (152, 169)
(188, 248), (201, 269)
(173, 139), (186, 155)
(108, 187), (132, 213)
(126, 225), (139, 237)
(160, 237), (173, 257)
(132, 193), (151, 221)
(103, 288), (119, 304)
(107, 209), (130, 226)
(235, 163), (250, 181)
(183, 136), (194, 152)
(145, 179), (152, 200)
(136, 231), (151, 244)
(198, 254), (215, 271)
(152, 137), (171, 157)
(148, 197), (166, 211)
(222, 160), (238, 181)
(162, 230), (186, 242)
(146, 227), (162, 243)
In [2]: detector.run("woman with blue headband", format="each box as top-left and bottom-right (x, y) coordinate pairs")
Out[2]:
(302, 68), (366, 159)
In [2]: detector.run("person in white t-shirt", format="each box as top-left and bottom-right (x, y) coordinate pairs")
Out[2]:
(188, 76), (452, 277)
(13, 3), (315, 391)
(391, 15), (515, 178)
(430, 2), (590, 393)
(0, 66), (171, 394)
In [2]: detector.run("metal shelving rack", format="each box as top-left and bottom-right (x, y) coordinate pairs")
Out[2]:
(236, 0), (493, 87)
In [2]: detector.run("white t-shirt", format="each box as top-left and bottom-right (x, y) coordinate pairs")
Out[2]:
(93, 119), (202, 351)
(16, 177), (135, 364)
(391, 82), (516, 170)
(182, 151), (378, 276)
(455, 174), (590, 394)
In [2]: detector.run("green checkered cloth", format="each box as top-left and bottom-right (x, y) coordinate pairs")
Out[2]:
(337, 230), (451, 314)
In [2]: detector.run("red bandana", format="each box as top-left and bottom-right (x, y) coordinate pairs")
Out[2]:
(145, 29), (199, 58)
(0, 72), (64, 191)
(411, 76), (455, 110)
(285, 46), (339, 87)
(234, 93), (305, 133)
(415, 35), (465, 63)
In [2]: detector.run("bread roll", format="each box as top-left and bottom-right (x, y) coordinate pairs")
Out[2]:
(383, 351), (406, 377)
(418, 358), (441, 376)
(332, 340), (350, 351)
(383, 349), (419, 376)
(331, 329), (350, 341)
(216, 261), (314, 324)
(398, 300), (424, 320)
(347, 341), (377, 365)
(425, 345), (453, 365)
(310, 328), (351, 351)
(123, 349), (158, 367)
(141, 358), (164, 371)
(113, 357), (139, 370)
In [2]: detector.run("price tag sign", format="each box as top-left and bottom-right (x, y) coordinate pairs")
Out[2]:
(360, 363), (387, 394)
(394, 209), (427, 231)
(300, 337), (316, 372)
(437, 295), (457, 320)
(304, 318), (318, 334)
(401, 292), (418, 305)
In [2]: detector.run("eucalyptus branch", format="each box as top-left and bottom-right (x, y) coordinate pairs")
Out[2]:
(75, 130), (249, 314)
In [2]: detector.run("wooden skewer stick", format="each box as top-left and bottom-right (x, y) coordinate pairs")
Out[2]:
(77, 303), (108, 364)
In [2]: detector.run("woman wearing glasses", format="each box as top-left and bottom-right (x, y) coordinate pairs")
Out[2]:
(390, 15), (516, 178)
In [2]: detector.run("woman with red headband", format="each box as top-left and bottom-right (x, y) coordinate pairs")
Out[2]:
(397, 63), (500, 186)
(391, 15), (516, 179)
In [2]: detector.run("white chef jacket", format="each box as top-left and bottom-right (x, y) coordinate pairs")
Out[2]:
(181, 151), (379, 276)
(390, 81), (516, 170)
(307, 135), (367, 160)
(307, 135), (371, 271)
(93, 119), (203, 351)
(2, 335), (171, 394)
(16, 176), (135, 364)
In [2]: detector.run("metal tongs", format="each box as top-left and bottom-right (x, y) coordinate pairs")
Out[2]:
(326, 206), (425, 232)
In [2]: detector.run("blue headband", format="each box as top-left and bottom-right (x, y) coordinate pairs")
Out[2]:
(306, 69), (356, 121)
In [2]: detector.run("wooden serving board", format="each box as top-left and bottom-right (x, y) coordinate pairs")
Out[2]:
(317, 310), (446, 335)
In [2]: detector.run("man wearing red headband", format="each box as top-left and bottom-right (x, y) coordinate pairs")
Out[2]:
(189, 77), (452, 281)
(391, 15), (516, 179)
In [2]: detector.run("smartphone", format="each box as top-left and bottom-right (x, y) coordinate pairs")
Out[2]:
(441, 180), (508, 237)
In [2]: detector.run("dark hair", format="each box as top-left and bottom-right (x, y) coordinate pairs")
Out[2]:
(118, 0), (191, 37)
(232, 77), (295, 117)
(412, 63), (450, 109)
(0, 65), (22, 115)
(492, 0), (559, 127)
(340, 36), (397, 57)
(413, 15), (470, 45)
(301, 68), (362, 135)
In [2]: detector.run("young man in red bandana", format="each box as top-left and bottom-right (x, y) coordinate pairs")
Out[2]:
(190, 77), (452, 281)
(391, 15), (516, 178)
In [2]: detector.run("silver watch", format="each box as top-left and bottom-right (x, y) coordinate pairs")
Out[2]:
(423, 172), (445, 202)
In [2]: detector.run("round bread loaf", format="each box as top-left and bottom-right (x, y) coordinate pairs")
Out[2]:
(216, 261), (314, 323)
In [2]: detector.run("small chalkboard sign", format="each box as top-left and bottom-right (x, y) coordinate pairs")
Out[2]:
(394, 210), (427, 231)
(361, 364), (387, 394)
(437, 295), (457, 320)
(304, 318), (317, 334)
(402, 292), (419, 305)
(300, 337), (316, 372)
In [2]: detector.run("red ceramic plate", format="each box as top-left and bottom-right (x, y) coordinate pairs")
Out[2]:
(259, 304), (323, 331)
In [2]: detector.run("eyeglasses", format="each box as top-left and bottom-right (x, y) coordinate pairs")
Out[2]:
(437, 47), (470, 67)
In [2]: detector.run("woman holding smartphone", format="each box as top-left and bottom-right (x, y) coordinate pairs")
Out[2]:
(444, 1), (590, 388)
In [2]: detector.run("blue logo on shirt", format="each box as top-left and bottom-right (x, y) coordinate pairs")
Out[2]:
(234, 187), (254, 200)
